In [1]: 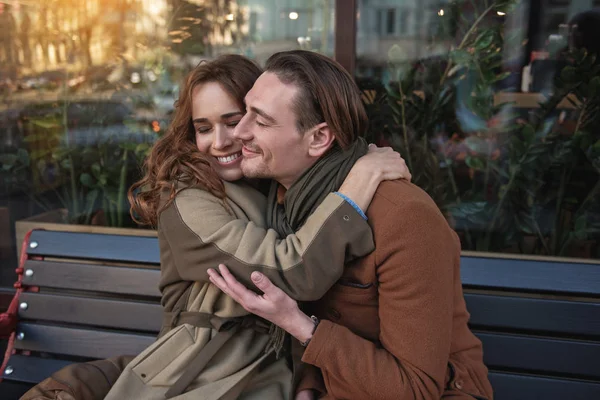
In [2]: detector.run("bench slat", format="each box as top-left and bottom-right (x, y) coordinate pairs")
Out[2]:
(18, 292), (162, 332)
(466, 293), (600, 336)
(27, 230), (160, 264)
(461, 256), (600, 295)
(478, 333), (600, 379)
(2, 355), (73, 384)
(489, 371), (600, 400)
(14, 323), (155, 359)
(23, 260), (161, 297)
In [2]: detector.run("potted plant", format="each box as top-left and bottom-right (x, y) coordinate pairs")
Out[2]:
(360, 0), (600, 259)
(0, 100), (158, 251)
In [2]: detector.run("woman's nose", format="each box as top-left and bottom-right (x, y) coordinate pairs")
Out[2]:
(213, 125), (233, 149)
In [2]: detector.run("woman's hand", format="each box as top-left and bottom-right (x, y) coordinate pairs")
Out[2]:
(338, 144), (411, 212)
(207, 264), (316, 343)
(364, 143), (412, 182)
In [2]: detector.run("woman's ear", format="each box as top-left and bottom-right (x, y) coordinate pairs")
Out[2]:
(307, 122), (335, 157)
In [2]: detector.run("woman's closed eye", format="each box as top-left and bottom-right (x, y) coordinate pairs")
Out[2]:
(196, 126), (212, 134)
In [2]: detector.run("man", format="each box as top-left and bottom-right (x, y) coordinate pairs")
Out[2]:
(208, 50), (493, 400)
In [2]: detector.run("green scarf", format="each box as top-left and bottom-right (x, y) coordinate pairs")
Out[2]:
(263, 138), (367, 358)
(267, 138), (368, 236)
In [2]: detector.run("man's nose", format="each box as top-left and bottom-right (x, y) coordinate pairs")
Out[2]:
(234, 114), (252, 141)
(213, 125), (233, 150)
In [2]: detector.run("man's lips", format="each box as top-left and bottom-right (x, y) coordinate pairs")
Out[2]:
(242, 145), (260, 157)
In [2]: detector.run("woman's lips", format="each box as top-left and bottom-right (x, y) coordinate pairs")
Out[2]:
(215, 151), (242, 165)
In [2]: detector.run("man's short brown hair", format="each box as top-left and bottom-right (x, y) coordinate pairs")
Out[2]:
(264, 50), (368, 149)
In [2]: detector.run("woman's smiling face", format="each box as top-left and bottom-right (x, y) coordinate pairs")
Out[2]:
(192, 81), (245, 182)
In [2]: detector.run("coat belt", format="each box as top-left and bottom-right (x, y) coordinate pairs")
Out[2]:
(162, 310), (270, 398)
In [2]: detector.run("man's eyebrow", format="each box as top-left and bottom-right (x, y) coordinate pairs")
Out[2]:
(249, 106), (277, 124)
(192, 111), (244, 124)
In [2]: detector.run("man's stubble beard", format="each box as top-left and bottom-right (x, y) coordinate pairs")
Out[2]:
(241, 158), (273, 180)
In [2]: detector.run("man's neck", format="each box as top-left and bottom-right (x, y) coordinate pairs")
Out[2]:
(276, 158), (319, 191)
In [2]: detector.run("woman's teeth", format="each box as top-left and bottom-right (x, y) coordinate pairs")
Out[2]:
(217, 153), (241, 163)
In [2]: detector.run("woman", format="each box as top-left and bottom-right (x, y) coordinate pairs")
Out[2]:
(107, 55), (408, 400)
(21, 55), (409, 400)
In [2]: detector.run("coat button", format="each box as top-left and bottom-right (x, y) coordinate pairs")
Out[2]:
(328, 308), (341, 320)
(455, 380), (463, 390)
(343, 215), (350, 221)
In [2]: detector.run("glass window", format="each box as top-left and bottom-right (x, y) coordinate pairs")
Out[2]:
(356, 0), (600, 261)
(0, 0), (335, 288)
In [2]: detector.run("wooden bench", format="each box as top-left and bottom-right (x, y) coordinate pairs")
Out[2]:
(2, 230), (600, 399)
(0, 229), (162, 399)
(462, 252), (600, 400)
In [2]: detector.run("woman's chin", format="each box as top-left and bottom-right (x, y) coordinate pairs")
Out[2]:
(217, 168), (244, 182)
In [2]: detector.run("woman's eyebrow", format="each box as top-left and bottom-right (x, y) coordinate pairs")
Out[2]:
(192, 111), (243, 124)
(221, 111), (244, 119)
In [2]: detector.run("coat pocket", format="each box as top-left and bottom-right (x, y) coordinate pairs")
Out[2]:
(131, 324), (196, 384)
(446, 361), (489, 400)
(318, 282), (379, 338)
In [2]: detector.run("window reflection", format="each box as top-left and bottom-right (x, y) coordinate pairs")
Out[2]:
(0, 0), (335, 287)
(357, 0), (600, 260)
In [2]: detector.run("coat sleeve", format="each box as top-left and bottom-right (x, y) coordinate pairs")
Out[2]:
(300, 200), (456, 399)
(159, 188), (374, 301)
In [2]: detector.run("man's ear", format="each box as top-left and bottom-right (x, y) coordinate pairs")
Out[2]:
(307, 122), (335, 157)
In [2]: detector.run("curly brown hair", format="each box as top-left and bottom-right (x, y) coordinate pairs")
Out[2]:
(129, 55), (263, 227)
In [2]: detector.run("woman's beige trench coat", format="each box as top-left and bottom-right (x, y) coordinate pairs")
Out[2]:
(21, 180), (374, 400)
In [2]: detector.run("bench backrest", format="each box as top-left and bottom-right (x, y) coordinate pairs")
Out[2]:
(461, 252), (600, 400)
(2, 230), (161, 385)
(3, 231), (600, 400)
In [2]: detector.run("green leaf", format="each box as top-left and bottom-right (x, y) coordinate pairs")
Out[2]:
(450, 49), (472, 65)
(91, 163), (102, 178)
(0, 154), (18, 168)
(120, 142), (138, 151)
(490, 163), (509, 179)
(494, 71), (512, 83)
(464, 136), (488, 154)
(85, 189), (99, 207)
(560, 66), (578, 83)
(98, 175), (108, 187)
(135, 143), (151, 155)
(521, 124), (535, 144)
(30, 118), (60, 129)
(589, 76), (600, 97)
(474, 30), (495, 51)
(494, 0), (518, 13)
(387, 44), (405, 63)
(17, 148), (30, 164)
(60, 158), (72, 170)
(23, 135), (39, 143)
(80, 173), (94, 187)
(574, 216), (587, 232)
(465, 156), (486, 170)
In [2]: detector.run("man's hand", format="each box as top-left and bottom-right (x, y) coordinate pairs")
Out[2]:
(208, 264), (316, 343)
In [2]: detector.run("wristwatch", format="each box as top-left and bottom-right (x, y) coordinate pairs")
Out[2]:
(300, 315), (320, 347)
